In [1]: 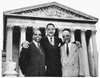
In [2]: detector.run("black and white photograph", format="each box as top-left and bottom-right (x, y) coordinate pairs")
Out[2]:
(0, 0), (100, 77)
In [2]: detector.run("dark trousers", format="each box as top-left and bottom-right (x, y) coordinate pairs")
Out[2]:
(46, 65), (62, 77)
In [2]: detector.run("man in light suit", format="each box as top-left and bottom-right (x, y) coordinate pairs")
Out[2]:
(19, 29), (45, 76)
(60, 29), (84, 77)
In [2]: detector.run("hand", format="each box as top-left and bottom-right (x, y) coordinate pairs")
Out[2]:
(22, 41), (30, 48)
(45, 66), (47, 71)
(76, 41), (81, 48)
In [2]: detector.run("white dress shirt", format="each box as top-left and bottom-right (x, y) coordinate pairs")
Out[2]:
(47, 36), (54, 45)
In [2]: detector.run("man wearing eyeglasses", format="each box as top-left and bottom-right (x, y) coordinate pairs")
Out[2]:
(19, 29), (45, 76)
(60, 29), (84, 77)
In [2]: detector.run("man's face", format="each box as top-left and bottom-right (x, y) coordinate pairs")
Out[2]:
(62, 31), (71, 43)
(46, 25), (55, 37)
(33, 30), (42, 43)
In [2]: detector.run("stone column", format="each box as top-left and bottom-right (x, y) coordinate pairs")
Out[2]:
(91, 30), (98, 76)
(88, 34), (95, 76)
(71, 28), (75, 42)
(20, 26), (26, 51)
(19, 26), (26, 77)
(4, 26), (17, 76)
(81, 29), (90, 76)
(6, 26), (13, 61)
(58, 28), (63, 39)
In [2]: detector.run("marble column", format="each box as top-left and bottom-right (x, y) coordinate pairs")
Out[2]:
(87, 34), (95, 76)
(81, 29), (90, 76)
(91, 30), (98, 76)
(6, 26), (13, 61)
(20, 26), (26, 51)
(71, 28), (75, 42)
(4, 26), (17, 76)
(58, 28), (63, 39)
(19, 26), (26, 77)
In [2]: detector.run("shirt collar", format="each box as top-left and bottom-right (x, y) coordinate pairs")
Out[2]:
(64, 41), (72, 46)
(33, 40), (39, 47)
(47, 36), (54, 39)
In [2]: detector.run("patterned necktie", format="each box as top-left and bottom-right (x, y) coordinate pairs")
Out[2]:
(66, 43), (69, 56)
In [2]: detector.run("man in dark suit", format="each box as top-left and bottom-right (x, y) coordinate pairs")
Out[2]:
(40, 23), (62, 76)
(22, 23), (62, 76)
(19, 29), (45, 76)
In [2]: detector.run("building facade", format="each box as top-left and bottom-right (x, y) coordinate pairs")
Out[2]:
(2, 2), (98, 77)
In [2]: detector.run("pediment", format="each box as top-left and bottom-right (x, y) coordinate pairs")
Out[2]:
(4, 2), (98, 22)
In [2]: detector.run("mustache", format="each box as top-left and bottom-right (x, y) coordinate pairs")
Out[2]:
(49, 32), (54, 33)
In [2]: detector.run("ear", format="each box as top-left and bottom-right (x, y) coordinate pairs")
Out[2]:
(69, 34), (71, 38)
(32, 35), (34, 38)
(54, 29), (56, 33)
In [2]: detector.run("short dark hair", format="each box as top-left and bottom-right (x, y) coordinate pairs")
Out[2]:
(62, 29), (71, 33)
(46, 23), (55, 29)
(33, 28), (41, 35)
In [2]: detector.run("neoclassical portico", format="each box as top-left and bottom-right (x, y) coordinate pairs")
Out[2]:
(2, 2), (98, 77)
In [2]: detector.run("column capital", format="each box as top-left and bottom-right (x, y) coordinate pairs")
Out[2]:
(81, 29), (87, 32)
(70, 28), (76, 31)
(70, 28), (76, 33)
(91, 30), (97, 35)
(6, 26), (14, 31)
(20, 26), (27, 31)
(58, 28), (64, 31)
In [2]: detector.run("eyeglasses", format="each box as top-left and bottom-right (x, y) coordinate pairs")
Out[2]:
(63, 35), (70, 38)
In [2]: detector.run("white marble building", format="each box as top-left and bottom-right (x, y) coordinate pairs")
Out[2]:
(2, 2), (98, 77)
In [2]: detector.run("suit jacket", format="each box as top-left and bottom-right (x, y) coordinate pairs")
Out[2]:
(19, 41), (45, 76)
(40, 36), (62, 76)
(60, 42), (84, 77)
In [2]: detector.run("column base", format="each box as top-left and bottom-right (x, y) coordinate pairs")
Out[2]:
(3, 60), (18, 77)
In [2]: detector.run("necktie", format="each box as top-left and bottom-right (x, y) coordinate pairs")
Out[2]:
(66, 43), (69, 56)
(50, 37), (54, 45)
(38, 43), (42, 55)
(50, 37), (52, 42)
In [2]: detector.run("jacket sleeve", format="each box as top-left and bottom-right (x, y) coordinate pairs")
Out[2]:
(19, 48), (29, 75)
(78, 47), (85, 76)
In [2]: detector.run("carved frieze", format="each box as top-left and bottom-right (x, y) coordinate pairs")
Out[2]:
(13, 5), (91, 20)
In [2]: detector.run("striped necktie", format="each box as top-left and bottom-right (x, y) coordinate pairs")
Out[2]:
(38, 43), (42, 55)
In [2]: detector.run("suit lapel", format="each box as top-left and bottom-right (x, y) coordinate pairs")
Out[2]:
(45, 36), (55, 46)
(61, 44), (68, 67)
(40, 45), (45, 55)
(54, 37), (57, 46)
(66, 43), (77, 64)
(69, 43), (76, 57)
(61, 43), (76, 58)
(61, 44), (66, 58)
(31, 42), (42, 55)
(61, 43), (77, 65)
(45, 36), (50, 44)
